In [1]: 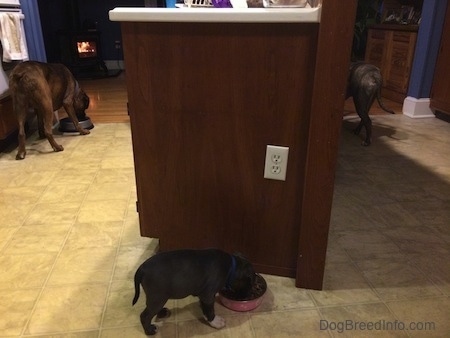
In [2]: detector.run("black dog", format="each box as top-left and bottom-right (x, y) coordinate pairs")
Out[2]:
(346, 62), (395, 146)
(132, 249), (255, 335)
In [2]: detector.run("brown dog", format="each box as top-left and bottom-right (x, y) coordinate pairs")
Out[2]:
(9, 61), (91, 160)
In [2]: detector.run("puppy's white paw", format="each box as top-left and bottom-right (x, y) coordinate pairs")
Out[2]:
(209, 315), (226, 329)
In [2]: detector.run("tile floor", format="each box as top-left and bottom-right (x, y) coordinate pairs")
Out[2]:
(0, 114), (449, 337)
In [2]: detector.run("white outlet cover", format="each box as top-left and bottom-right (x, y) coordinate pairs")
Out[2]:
(264, 145), (289, 181)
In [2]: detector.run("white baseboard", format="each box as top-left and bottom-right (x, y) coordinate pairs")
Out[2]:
(403, 97), (435, 118)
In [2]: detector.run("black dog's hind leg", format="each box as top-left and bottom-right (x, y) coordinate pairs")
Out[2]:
(140, 307), (158, 336)
(356, 114), (372, 146)
(353, 94), (375, 146)
(140, 298), (168, 335)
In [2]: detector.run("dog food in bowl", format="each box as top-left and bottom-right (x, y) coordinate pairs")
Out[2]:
(219, 274), (267, 312)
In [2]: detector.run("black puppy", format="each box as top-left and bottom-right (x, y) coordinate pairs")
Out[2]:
(132, 249), (255, 335)
(346, 62), (395, 146)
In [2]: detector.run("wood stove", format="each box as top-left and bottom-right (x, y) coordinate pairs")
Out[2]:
(58, 29), (107, 76)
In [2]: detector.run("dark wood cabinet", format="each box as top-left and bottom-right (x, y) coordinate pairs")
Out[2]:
(365, 24), (418, 103)
(430, 3), (450, 115)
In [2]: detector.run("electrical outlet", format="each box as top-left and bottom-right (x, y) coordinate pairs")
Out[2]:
(114, 40), (121, 49)
(264, 145), (289, 181)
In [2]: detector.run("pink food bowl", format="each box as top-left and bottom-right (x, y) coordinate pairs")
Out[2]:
(218, 274), (267, 312)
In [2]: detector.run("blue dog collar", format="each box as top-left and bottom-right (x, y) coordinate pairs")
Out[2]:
(225, 255), (237, 290)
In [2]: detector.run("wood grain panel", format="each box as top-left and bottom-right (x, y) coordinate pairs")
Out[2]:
(296, 0), (358, 289)
(430, 2), (450, 115)
(122, 22), (318, 277)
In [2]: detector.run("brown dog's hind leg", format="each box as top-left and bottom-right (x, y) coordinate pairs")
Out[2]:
(38, 98), (64, 153)
(13, 97), (28, 160)
(37, 111), (45, 139)
(15, 117), (27, 160)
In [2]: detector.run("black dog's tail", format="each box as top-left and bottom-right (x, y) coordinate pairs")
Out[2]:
(376, 87), (396, 114)
(132, 266), (144, 305)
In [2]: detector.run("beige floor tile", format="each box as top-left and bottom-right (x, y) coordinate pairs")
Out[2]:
(47, 247), (116, 286)
(26, 331), (100, 338)
(251, 309), (330, 337)
(24, 202), (80, 226)
(113, 245), (158, 281)
(411, 256), (450, 296)
(7, 170), (58, 188)
(39, 183), (90, 203)
(0, 253), (56, 290)
(329, 202), (372, 232)
(0, 289), (41, 336)
(93, 168), (135, 185)
(64, 221), (123, 250)
(177, 314), (252, 338)
(386, 297), (450, 337)
(361, 203), (422, 229)
(0, 167), (22, 188)
(26, 284), (108, 335)
(0, 227), (18, 251)
(383, 225), (447, 245)
(394, 240), (450, 257)
(101, 323), (176, 338)
(319, 303), (408, 337)
(335, 230), (402, 261)
(309, 262), (379, 306)
(85, 182), (132, 201)
(102, 144), (134, 158)
(120, 215), (157, 248)
(52, 169), (98, 186)
(102, 280), (143, 328)
(356, 259), (443, 301)
(3, 223), (71, 254)
(0, 203), (34, 228)
(100, 156), (134, 169)
(251, 274), (315, 312)
(323, 242), (351, 264)
(67, 144), (111, 159)
(104, 279), (177, 329)
(62, 156), (104, 170)
(0, 186), (45, 206)
(78, 200), (128, 223)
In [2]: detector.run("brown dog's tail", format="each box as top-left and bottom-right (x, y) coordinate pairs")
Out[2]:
(376, 87), (395, 114)
(9, 71), (36, 95)
(132, 266), (144, 305)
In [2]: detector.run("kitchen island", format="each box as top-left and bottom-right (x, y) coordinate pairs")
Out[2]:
(110, 0), (357, 290)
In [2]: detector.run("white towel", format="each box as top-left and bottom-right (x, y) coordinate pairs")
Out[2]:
(0, 13), (29, 62)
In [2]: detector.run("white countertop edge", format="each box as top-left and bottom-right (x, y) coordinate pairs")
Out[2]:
(109, 7), (321, 23)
